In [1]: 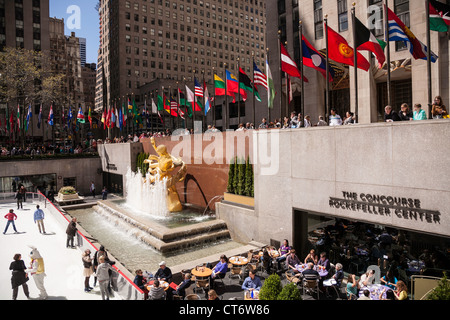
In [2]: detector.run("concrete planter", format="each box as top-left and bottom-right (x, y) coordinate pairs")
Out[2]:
(223, 192), (254, 207)
(57, 193), (81, 201)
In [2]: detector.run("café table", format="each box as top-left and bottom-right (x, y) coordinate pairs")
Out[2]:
(407, 260), (425, 273)
(244, 289), (259, 300)
(229, 256), (249, 266)
(359, 284), (392, 300)
(295, 264), (329, 278)
(146, 280), (170, 291)
(191, 267), (213, 279)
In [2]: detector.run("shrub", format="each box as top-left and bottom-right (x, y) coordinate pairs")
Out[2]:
(227, 157), (235, 193)
(59, 186), (77, 195)
(259, 274), (282, 300)
(277, 282), (302, 300)
(427, 272), (450, 300)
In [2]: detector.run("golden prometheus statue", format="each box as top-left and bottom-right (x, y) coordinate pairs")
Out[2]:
(144, 137), (187, 212)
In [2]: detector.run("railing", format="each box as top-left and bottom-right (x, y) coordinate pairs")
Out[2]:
(2, 191), (145, 300)
(410, 275), (442, 300)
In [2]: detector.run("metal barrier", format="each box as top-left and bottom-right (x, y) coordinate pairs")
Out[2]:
(2, 191), (145, 300)
(410, 275), (442, 300)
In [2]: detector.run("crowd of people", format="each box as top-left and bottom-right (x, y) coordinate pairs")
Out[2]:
(0, 140), (97, 157)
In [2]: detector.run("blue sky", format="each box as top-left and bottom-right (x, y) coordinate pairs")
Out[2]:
(49, 0), (99, 64)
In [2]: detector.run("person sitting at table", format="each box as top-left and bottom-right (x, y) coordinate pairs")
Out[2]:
(286, 249), (302, 276)
(241, 270), (262, 291)
(149, 280), (166, 300)
(317, 252), (331, 272)
(133, 269), (149, 300)
(173, 272), (192, 300)
(358, 269), (375, 289)
(155, 261), (172, 283)
(324, 263), (344, 297)
(210, 254), (228, 288)
(304, 249), (318, 265)
(394, 280), (408, 300)
(208, 289), (220, 300)
(380, 288), (396, 300)
(358, 289), (371, 300)
(346, 274), (358, 299)
(380, 270), (397, 290)
(276, 239), (291, 270)
(302, 262), (320, 281)
(261, 247), (273, 273)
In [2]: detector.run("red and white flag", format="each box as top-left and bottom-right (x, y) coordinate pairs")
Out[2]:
(280, 43), (308, 82)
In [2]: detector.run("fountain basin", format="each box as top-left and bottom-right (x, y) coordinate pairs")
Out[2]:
(95, 200), (231, 253)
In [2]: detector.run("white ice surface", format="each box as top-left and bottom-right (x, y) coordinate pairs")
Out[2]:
(0, 201), (120, 300)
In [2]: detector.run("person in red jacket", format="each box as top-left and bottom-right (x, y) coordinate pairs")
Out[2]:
(3, 209), (18, 234)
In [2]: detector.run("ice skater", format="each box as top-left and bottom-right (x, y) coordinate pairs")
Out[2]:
(33, 205), (46, 234)
(3, 209), (18, 234)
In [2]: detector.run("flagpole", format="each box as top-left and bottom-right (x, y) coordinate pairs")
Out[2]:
(352, 3), (359, 124)
(426, 0), (432, 119)
(324, 15), (330, 123)
(212, 67), (216, 128)
(202, 70), (206, 132)
(285, 41), (290, 125)
(267, 48), (271, 123)
(224, 63), (228, 130)
(277, 30), (283, 123)
(237, 57), (241, 127)
(384, 0), (392, 108)
(299, 20), (305, 122)
(252, 53), (256, 127)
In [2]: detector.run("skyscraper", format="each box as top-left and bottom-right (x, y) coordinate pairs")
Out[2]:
(96, 0), (267, 130)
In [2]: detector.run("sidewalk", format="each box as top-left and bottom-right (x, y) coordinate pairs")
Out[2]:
(0, 200), (120, 300)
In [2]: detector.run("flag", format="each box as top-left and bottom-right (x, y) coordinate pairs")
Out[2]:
(157, 94), (165, 111)
(16, 105), (21, 130)
(214, 74), (227, 96)
(151, 98), (158, 114)
(325, 23), (371, 71)
(101, 107), (106, 127)
(77, 107), (86, 123)
(226, 70), (239, 101)
(163, 94), (171, 114)
(194, 78), (203, 98)
(88, 107), (92, 128)
(118, 105), (123, 130)
(253, 62), (268, 90)
(37, 104), (42, 129)
(178, 88), (186, 106)
(122, 102), (127, 125)
(105, 106), (111, 128)
(280, 43), (308, 81)
(239, 67), (261, 102)
(169, 97), (179, 117)
(430, 0), (450, 32)
(266, 59), (276, 109)
(128, 98), (133, 110)
(387, 6), (438, 63)
(110, 106), (116, 128)
(185, 85), (201, 112)
(301, 34), (335, 81)
(48, 105), (54, 126)
(354, 17), (386, 67)
(204, 85), (211, 115)
(25, 104), (32, 131)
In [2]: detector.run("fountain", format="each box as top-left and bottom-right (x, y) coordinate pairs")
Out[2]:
(74, 138), (232, 254)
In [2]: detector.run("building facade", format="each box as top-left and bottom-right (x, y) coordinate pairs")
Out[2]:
(96, 0), (268, 130)
(266, 0), (450, 125)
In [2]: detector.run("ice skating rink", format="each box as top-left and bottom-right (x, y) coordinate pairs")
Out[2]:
(0, 201), (120, 300)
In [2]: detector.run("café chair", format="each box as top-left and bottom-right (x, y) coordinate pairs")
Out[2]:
(285, 271), (301, 286)
(185, 294), (201, 300)
(228, 267), (243, 284)
(303, 278), (320, 299)
(194, 279), (210, 294)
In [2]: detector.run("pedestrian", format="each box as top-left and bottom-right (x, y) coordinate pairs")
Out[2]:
(65, 217), (77, 248)
(33, 205), (46, 234)
(3, 209), (18, 234)
(82, 249), (94, 293)
(96, 255), (117, 300)
(90, 181), (96, 198)
(9, 253), (30, 300)
(101, 186), (108, 200)
(15, 189), (24, 210)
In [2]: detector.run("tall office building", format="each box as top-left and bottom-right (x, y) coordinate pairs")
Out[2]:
(0, 0), (50, 52)
(96, 0), (267, 130)
(267, 0), (450, 124)
(79, 37), (87, 67)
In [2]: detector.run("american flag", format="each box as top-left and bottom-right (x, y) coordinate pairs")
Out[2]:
(194, 78), (203, 97)
(253, 61), (268, 90)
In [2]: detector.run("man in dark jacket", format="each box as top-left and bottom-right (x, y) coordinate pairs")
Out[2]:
(384, 105), (401, 122)
(155, 261), (172, 283)
(66, 218), (78, 248)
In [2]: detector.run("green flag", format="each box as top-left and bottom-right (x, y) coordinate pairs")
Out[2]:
(430, 0), (450, 32)
(266, 60), (276, 109)
(157, 95), (165, 111)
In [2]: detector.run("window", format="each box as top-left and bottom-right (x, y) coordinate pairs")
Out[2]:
(394, 0), (409, 51)
(337, 0), (348, 32)
(314, 0), (323, 39)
